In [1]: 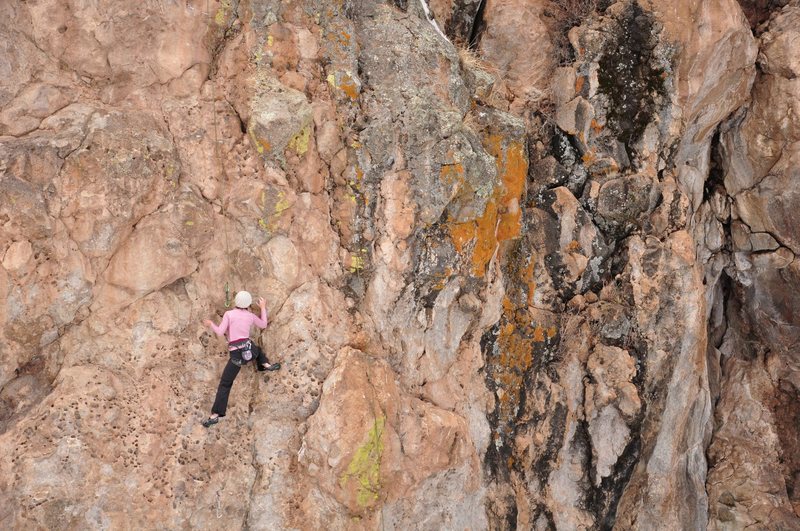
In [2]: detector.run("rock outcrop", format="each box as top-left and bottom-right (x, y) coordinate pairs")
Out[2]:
(1, 0), (798, 529)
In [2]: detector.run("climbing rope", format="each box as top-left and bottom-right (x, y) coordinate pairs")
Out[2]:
(207, 0), (236, 308)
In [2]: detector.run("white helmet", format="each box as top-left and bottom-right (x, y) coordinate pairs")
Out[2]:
(234, 291), (252, 309)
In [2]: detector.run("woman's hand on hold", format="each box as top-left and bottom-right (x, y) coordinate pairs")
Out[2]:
(203, 319), (213, 328)
(258, 297), (266, 309)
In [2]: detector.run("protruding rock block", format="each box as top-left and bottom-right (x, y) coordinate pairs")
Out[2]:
(247, 77), (314, 163)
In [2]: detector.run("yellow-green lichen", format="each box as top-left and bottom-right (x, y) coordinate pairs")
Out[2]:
(254, 47), (264, 64)
(247, 124), (268, 154)
(215, 0), (232, 26)
(274, 191), (290, 216)
(257, 191), (291, 232)
(349, 253), (365, 273)
(287, 125), (312, 156)
(340, 416), (385, 507)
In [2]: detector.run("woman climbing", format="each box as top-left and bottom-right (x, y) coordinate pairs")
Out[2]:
(201, 290), (280, 428)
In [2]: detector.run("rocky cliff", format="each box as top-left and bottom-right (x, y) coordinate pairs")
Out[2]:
(1, 0), (798, 529)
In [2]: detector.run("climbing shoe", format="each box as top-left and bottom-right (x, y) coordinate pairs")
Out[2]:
(201, 416), (219, 428)
(259, 363), (281, 372)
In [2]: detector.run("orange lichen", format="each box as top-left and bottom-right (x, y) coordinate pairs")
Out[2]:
(431, 267), (453, 291)
(472, 201), (500, 275)
(496, 207), (521, 242)
(247, 123), (272, 155)
(327, 70), (359, 101)
(338, 73), (359, 100)
(440, 162), (465, 185)
(490, 295), (559, 433)
(524, 259), (536, 307)
(444, 129), (528, 277)
(498, 327), (534, 370)
(327, 30), (346, 46)
(575, 76), (585, 94)
(450, 221), (476, 252)
(487, 137), (526, 206)
(254, 136), (271, 154)
(592, 158), (620, 177)
(590, 119), (603, 133)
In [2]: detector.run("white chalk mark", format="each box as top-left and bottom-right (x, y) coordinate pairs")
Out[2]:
(418, 0), (452, 44)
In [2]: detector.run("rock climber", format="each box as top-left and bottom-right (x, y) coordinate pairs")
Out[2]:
(201, 290), (280, 428)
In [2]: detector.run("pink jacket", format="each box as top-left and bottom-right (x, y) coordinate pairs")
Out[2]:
(209, 307), (267, 343)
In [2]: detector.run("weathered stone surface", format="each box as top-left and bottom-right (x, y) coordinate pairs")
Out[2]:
(57, 106), (181, 262)
(707, 351), (799, 529)
(706, 7), (800, 527)
(22, 0), (213, 93)
(247, 77), (314, 163)
(595, 174), (661, 236)
(99, 188), (214, 308)
(555, 96), (594, 138)
(299, 348), (479, 519)
(477, 0), (554, 106)
(0, 83), (71, 137)
(2, 240), (33, 272)
(721, 6), (799, 194)
(428, 0), (485, 43)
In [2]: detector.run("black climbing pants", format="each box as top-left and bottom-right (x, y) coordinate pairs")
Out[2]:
(210, 346), (270, 417)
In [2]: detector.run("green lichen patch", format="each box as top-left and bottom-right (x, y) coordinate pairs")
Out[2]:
(339, 415), (385, 508)
(287, 125), (312, 155)
(215, 0), (232, 26)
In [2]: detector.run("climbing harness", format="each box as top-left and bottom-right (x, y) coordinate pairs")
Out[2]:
(228, 338), (255, 366)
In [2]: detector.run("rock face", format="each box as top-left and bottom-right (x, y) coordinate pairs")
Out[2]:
(1, 0), (798, 529)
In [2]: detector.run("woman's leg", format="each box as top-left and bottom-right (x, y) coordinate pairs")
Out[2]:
(255, 345), (270, 371)
(255, 345), (280, 371)
(210, 359), (241, 417)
